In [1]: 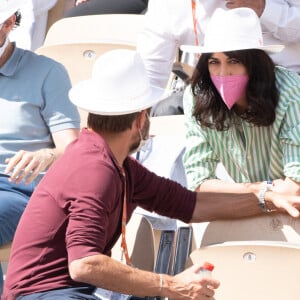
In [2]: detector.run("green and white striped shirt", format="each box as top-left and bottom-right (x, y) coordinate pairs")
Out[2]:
(183, 66), (300, 191)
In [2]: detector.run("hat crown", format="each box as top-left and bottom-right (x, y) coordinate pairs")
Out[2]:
(91, 49), (149, 102)
(204, 7), (263, 52)
(69, 49), (166, 115)
(180, 7), (284, 54)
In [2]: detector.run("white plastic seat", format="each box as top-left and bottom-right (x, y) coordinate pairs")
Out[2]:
(43, 14), (144, 47)
(111, 213), (155, 272)
(187, 241), (300, 300)
(188, 214), (300, 299)
(194, 213), (300, 247)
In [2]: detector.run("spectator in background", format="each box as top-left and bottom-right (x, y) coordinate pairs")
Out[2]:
(182, 8), (300, 211)
(0, 0), (80, 294)
(64, 0), (148, 18)
(137, 0), (300, 116)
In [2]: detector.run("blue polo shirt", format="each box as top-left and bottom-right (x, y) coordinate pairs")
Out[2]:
(0, 44), (80, 177)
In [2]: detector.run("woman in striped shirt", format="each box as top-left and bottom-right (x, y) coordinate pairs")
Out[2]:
(182, 8), (300, 211)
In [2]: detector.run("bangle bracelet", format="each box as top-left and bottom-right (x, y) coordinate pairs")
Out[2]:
(159, 274), (163, 293)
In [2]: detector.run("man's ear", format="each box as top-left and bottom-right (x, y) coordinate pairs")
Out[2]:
(135, 110), (148, 130)
(2, 15), (16, 33)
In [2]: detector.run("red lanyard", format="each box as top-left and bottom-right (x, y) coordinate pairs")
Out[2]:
(120, 168), (132, 266)
(191, 0), (199, 46)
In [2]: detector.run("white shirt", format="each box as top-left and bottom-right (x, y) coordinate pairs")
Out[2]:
(32, 0), (58, 15)
(137, 0), (300, 88)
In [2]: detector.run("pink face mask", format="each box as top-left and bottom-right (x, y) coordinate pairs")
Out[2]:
(210, 74), (249, 110)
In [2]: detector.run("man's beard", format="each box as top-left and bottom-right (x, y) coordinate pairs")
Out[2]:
(129, 115), (150, 155)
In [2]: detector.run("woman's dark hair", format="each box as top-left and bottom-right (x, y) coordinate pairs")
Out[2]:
(14, 11), (21, 27)
(190, 49), (278, 131)
(87, 112), (140, 133)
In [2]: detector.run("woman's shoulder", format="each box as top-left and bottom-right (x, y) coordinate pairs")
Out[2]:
(275, 66), (300, 115)
(275, 65), (300, 87)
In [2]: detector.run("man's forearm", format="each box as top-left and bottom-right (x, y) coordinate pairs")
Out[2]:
(191, 179), (300, 222)
(192, 188), (262, 222)
(70, 254), (162, 297)
(69, 254), (220, 299)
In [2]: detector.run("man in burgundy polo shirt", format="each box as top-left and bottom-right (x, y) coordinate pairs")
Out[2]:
(3, 49), (300, 300)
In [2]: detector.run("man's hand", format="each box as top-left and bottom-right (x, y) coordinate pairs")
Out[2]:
(5, 149), (55, 184)
(167, 264), (220, 300)
(225, 0), (266, 17)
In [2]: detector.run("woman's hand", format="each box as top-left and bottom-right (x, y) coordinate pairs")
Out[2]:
(272, 178), (300, 196)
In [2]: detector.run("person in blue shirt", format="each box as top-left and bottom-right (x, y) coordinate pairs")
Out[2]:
(0, 0), (80, 294)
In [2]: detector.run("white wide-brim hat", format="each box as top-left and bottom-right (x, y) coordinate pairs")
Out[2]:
(181, 7), (284, 54)
(0, 0), (26, 24)
(69, 49), (167, 116)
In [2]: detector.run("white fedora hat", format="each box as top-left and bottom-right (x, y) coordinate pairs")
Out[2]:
(69, 49), (167, 116)
(181, 7), (284, 54)
(0, 0), (26, 24)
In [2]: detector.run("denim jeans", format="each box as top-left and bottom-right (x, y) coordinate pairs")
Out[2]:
(16, 286), (98, 300)
(0, 174), (37, 295)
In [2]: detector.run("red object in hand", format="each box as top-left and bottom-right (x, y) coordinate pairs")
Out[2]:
(201, 261), (215, 272)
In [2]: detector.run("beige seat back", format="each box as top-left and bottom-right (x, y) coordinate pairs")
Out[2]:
(36, 14), (145, 128)
(37, 42), (136, 84)
(111, 213), (155, 271)
(187, 241), (300, 300)
(43, 14), (145, 47)
(196, 213), (300, 247)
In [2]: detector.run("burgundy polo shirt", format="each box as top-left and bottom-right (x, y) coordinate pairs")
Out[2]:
(3, 129), (196, 300)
